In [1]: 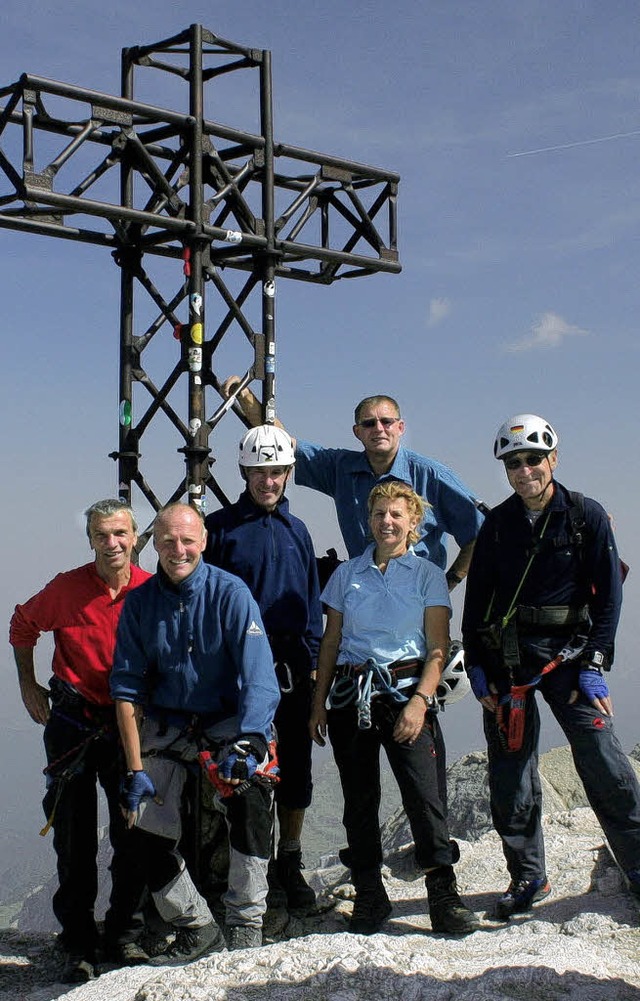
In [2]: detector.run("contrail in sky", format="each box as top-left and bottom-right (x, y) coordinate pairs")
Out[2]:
(508, 128), (640, 158)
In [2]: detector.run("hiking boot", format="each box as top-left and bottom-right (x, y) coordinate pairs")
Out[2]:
(103, 940), (150, 967)
(276, 849), (317, 913)
(625, 869), (640, 899)
(226, 924), (263, 950)
(61, 952), (97, 984)
(494, 877), (551, 919)
(150, 921), (226, 965)
(349, 869), (392, 935)
(426, 866), (478, 935)
(266, 857), (288, 910)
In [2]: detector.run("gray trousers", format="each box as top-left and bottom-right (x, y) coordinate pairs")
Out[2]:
(485, 657), (640, 883)
(135, 716), (273, 929)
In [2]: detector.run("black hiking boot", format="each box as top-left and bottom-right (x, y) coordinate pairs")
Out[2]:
(276, 849), (317, 914)
(226, 924), (263, 950)
(349, 868), (392, 935)
(426, 866), (478, 935)
(102, 940), (150, 967)
(494, 877), (551, 919)
(266, 857), (288, 910)
(150, 921), (226, 965)
(60, 952), (97, 984)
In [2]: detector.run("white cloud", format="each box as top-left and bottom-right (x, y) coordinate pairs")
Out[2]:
(427, 297), (451, 327)
(506, 311), (588, 352)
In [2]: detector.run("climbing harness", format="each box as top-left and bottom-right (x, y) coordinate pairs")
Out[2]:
(495, 636), (587, 752)
(40, 710), (113, 836)
(198, 738), (280, 798)
(328, 658), (423, 730)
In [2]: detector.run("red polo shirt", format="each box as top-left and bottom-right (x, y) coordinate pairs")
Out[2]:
(10, 562), (151, 706)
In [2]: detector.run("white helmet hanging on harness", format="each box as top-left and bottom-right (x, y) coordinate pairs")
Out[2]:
(238, 425), (296, 467)
(436, 641), (471, 707)
(493, 414), (558, 460)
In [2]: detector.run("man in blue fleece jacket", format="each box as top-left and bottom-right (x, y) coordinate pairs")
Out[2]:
(111, 503), (280, 960)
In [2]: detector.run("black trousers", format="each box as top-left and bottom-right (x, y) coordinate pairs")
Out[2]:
(274, 675), (314, 810)
(43, 705), (145, 952)
(328, 700), (455, 872)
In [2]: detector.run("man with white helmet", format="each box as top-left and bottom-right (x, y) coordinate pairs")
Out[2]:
(462, 414), (640, 919)
(204, 425), (322, 914)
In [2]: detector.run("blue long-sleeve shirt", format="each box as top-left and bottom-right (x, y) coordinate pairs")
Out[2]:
(294, 440), (484, 566)
(204, 490), (322, 672)
(462, 481), (622, 669)
(110, 559), (280, 744)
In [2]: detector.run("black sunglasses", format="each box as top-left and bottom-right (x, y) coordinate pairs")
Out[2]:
(504, 453), (546, 471)
(357, 417), (400, 429)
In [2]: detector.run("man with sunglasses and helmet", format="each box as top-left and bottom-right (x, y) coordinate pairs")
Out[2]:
(462, 414), (640, 920)
(222, 384), (484, 589)
(204, 425), (322, 916)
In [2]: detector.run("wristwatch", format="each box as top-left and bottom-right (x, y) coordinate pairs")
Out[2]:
(582, 651), (607, 673)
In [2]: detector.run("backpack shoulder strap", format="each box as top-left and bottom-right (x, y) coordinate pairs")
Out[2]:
(566, 490), (587, 548)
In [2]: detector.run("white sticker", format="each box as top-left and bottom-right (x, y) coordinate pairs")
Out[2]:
(188, 347), (202, 372)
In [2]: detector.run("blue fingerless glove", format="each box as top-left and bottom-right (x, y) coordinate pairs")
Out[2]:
(219, 740), (261, 782)
(468, 665), (490, 701)
(120, 769), (157, 812)
(578, 668), (609, 703)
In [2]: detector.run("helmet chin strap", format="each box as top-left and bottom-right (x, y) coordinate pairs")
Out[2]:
(523, 458), (555, 510)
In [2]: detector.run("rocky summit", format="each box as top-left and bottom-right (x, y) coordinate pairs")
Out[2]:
(2, 747), (640, 1001)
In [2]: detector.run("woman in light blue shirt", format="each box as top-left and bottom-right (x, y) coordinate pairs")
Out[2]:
(309, 481), (477, 937)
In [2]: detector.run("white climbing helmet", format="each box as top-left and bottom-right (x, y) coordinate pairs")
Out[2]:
(238, 425), (296, 467)
(436, 641), (471, 707)
(493, 414), (559, 460)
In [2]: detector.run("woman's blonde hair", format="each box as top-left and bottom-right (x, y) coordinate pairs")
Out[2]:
(367, 481), (428, 547)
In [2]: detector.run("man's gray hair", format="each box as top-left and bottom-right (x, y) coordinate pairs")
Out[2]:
(84, 499), (138, 538)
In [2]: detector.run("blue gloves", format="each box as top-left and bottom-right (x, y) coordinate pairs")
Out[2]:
(218, 740), (262, 782)
(468, 665), (491, 701)
(578, 668), (609, 703)
(120, 769), (157, 813)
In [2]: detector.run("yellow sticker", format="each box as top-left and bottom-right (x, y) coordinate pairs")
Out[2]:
(191, 323), (203, 344)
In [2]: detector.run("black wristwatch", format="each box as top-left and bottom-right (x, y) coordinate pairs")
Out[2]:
(446, 569), (465, 589)
(581, 651), (607, 673)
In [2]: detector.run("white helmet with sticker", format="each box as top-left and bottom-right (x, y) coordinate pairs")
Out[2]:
(493, 414), (558, 460)
(239, 425), (295, 467)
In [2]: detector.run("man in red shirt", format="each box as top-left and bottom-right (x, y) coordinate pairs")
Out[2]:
(10, 499), (151, 983)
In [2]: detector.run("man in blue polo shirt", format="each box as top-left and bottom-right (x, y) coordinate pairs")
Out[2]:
(204, 425), (322, 915)
(221, 382), (484, 589)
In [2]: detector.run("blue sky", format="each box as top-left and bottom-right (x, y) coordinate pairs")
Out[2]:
(2, 1), (640, 875)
